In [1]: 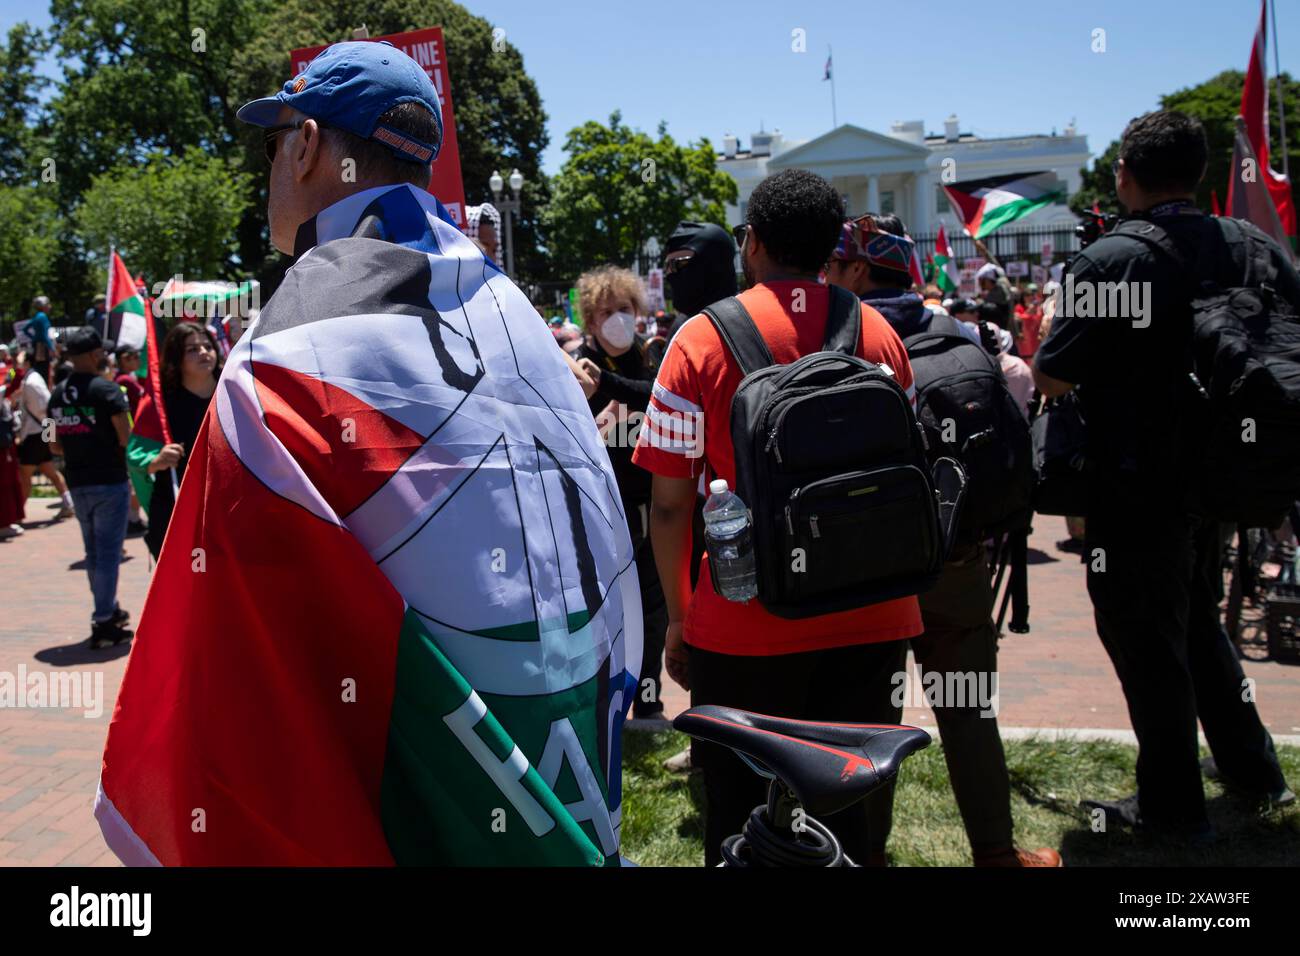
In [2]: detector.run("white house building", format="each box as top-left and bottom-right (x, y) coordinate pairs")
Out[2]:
(718, 116), (1091, 244)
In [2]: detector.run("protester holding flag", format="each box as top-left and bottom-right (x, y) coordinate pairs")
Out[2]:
(97, 40), (640, 866)
(127, 322), (221, 559)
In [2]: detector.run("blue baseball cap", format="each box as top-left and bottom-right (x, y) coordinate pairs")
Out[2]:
(236, 40), (443, 164)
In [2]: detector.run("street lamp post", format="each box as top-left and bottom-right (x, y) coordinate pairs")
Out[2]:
(490, 168), (524, 279)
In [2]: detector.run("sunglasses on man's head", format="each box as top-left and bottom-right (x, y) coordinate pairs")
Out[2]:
(732, 223), (749, 248)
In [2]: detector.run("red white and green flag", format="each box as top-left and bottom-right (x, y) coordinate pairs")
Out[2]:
(106, 249), (147, 350)
(933, 225), (959, 293)
(943, 171), (1065, 240)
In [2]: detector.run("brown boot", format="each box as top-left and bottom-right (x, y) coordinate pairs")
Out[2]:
(973, 846), (1063, 867)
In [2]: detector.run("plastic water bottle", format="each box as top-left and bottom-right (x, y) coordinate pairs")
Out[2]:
(703, 479), (758, 602)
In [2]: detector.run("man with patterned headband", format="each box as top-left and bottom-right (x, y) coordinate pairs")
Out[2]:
(465, 202), (502, 265)
(98, 39), (640, 867)
(828, 212), (1060, 868)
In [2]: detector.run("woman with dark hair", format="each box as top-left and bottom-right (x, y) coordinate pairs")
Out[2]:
(127, 322), (222, 559)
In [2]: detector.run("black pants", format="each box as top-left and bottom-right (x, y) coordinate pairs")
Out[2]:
(1086, 508), (1287, 829)
(632, 525), (668, 716)
(864, 544), (1014, 853)
(688, 640), (908, 866)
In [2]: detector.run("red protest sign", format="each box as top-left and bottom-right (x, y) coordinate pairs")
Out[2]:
(291, 27), (468, 227)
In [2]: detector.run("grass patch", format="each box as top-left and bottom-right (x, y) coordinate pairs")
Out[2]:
(621, 730), (1300, 866)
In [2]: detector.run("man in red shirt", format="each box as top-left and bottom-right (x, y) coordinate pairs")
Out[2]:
(633, 170), (921, 865)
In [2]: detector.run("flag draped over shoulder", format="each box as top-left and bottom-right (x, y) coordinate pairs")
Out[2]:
(96, 184), (643, 866)
(943, 171), (1064, 240)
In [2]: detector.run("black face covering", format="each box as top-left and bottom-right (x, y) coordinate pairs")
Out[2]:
(663, 221), (738, 316)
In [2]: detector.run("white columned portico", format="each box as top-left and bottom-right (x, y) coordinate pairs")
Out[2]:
(911, 172), (930, 235)
(866, 175), (880, 215)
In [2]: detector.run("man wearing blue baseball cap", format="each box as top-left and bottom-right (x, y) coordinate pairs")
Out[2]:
(97, 40), (642, 867)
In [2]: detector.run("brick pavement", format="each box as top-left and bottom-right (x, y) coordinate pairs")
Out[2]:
(2, 503), (1298, 866)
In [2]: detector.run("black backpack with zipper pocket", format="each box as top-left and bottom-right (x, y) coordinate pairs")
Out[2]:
(1115, 216), (1300, 528)
(703, 285), (966, 620)
(901, 314), (1033, 545)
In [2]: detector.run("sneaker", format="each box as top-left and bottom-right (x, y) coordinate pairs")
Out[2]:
(108, 606), (130, 629)
(974, 846), (1064, 867)
(56, 503), (74, 519)
(1080, 793), (1142, 829)
(0, 524), (22, 539)
(126, 518), (147, 536)
(1056, 537), (1085, 555)
(90, 620), (134, 650)
(1081, 793), (1216, 844)
(1201, 756), (1297, 808)
(663, 748), (692, 773)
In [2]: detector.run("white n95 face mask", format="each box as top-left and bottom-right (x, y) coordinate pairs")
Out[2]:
(601, 311), (637, 349)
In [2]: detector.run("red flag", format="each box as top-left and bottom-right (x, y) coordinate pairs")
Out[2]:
(1092, 202), (1102, 216)
(1228, 118), (1292, 251)
(1228, 0), (1296, 240)
(1211, 189), (1222, 216)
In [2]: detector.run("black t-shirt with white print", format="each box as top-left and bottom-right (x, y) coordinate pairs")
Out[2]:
(47, 373), (129, 488)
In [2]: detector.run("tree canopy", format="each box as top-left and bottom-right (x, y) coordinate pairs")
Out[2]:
(1072, 70), (1300, 216)
(542, 112), (736, 280)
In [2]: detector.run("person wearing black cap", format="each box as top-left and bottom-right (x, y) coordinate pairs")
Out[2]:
(47, 327), (134, 648)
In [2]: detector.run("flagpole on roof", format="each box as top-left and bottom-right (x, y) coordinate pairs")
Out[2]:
(1270, 0), (1290, 183)
(827, 46), (837, 128)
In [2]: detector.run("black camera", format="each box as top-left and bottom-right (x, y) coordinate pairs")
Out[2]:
(1075, 210), (1120, 248)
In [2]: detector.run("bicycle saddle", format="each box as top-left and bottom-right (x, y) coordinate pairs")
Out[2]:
(674, 706), (932, 817)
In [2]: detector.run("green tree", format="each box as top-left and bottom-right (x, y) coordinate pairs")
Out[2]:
(76, 148), (251, 284)
(0, 185), (63, 323)
(44, 0), (552, 285)
(0, 23), (51, 187)
(1071, 70), (1300, 216)
(541, 112), (737, 281)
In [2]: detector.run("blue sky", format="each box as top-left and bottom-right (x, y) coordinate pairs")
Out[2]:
(3, 0), (1297, 175)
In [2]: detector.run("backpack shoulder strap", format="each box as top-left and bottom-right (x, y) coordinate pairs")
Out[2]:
(822, 284), (862, 357)
(702, 296), (774, 376)
(1111, 216), (1224, 296)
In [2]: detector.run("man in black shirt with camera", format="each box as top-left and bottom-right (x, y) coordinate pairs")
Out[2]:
(1034, 110), (1296, 839)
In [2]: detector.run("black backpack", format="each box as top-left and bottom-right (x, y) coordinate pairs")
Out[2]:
(1116, 217), (1300, 528)
(703, 285), (966, 620)
(902, 313), (1033, 543)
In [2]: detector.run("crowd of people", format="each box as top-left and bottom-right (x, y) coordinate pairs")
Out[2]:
(7, 36), (1295, 867)
(1, 313), (229, 647)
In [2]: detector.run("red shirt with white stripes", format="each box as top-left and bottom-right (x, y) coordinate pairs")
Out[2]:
(631, 280), (923, 656)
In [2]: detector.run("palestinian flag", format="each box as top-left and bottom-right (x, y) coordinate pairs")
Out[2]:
(155, 277), (258, 357)
(106, 249), (147, 350)
(943, 171), (1065, 240)
(126, 394), (167, 518)
(96, 184), (643, 866)
(933, 225), (959, 294)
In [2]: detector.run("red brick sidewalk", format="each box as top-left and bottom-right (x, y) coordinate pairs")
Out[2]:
(2, 504), (1298, 866)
